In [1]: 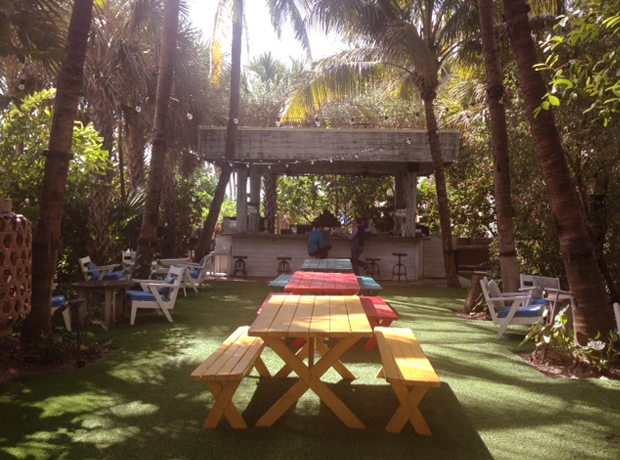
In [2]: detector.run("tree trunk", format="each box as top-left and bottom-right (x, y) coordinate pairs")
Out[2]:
(422, 94), (461, 288)
(502, 0), (612, 343)
(20, 0), (94, 346)
(194, 0), (244, 260)
(264, 172), (277, 233)
(478, 0), (520, 292)
(134, 0), (179, 278)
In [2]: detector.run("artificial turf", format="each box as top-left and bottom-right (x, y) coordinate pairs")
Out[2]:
(1, 280), (619, 460)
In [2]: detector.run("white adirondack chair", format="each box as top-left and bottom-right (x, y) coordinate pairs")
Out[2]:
(51, 295), (72, 331)
(127, 266), (184, 325)
(79, 256), (126, 281)
(480, 277), (544, 339)
(121, 250), (136, 271)
(519, 274), (575, 322)
(184, 254), (214, 292)
(613, 303), (620, 333)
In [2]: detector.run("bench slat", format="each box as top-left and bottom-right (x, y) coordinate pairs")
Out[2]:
(375, 327), (440, 387)
(191, 326), (265, 381)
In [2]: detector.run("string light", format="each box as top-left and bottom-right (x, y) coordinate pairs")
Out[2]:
(275, 117), (281, 127)
(406, 137), (412, 145)
(17, 80), (25, 91)
(186, 112), (193, 120)
(135, 105), (142, 113)
(232, 117), (239, 124)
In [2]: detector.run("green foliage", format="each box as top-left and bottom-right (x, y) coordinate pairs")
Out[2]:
(535, 0), (620, 125)
(523, 306), (620, 373)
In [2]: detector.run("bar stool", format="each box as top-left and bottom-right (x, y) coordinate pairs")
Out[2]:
(277, 257), (291, 275)
(365, 258), (381, 281)
(391, 253), (408, 282)
(232, 256), (247, 278)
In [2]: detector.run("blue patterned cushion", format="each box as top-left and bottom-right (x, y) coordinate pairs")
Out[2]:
(126, 290), (156, 302)
(103, 271), (125, 280)
(157, 277), (175, 297)
(189, 269), (200, 279)
(52, 296), (66, 308)
(497, 305), (543, 318)
(86, 263), (100, 280)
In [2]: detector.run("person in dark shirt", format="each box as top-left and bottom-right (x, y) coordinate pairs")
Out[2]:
(308, 226), (331, 258)
(349, 217), (369, 274)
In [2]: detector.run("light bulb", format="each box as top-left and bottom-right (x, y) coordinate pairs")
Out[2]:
(186, 112), (193, 120)
(135, 105), (142, 113)
(233, 117), (238, 124)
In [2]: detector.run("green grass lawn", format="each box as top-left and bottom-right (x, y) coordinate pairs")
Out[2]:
(1, 280), (619, 460)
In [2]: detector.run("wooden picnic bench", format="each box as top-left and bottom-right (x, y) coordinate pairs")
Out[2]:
(374, 327), (441, 435)
(191, 326), (270, 429)
(360, 296), (399, 350)
(268, 274), (293, 291)
(357, 276), (383, 295)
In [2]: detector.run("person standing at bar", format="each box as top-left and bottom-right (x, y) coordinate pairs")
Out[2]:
(308, 226), (331, 259)
(349, 217), (369, 274)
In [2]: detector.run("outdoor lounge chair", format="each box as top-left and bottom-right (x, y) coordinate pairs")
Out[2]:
(480, 277), (544, 339)
(184, 254), (214, 292)
(127, 266), (184, 325)
(520, 274), (575, 322)
(79, 256), (126, 281)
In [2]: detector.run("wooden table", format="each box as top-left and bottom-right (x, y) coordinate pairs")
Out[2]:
(72, 280), (135, 326)
(300, 258), (353, 273)
(248, 294), (373, 428)
(285, 271), (360, 295)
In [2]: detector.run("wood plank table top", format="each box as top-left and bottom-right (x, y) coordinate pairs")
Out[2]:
(300, 258), (354, 273)
(285, 271), (360, 295)
(248, 295), (372, 428)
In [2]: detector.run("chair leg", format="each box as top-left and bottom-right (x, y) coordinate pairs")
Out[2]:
(130, 304), (137, 325)
(62, 309), (72, 331)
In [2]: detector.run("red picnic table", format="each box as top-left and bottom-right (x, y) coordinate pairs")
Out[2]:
(359, 296), (399, 350)
(285, 271), (360, 295)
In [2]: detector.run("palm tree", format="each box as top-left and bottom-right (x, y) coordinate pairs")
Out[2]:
(285, 0), (475, 287)
(501, 0), (612, 344)
(134, 0), (180, 277)
(477, 0), (520, 291)
(20, 0), (95, 345)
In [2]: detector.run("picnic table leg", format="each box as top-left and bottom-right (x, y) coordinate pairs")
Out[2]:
(257, 337), (365, 429)
(385, 384), (431, 435)
(203, 380), (246, 429)
(363, 318), (395, 351)
(274, 341), (310, 378)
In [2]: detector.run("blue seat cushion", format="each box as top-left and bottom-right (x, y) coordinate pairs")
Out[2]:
(126, 290), (156, 302)
(497, 305), (543, 318)
(52, 296), (66, 307)
(189, 269), (200, 279)
(86, 262), (100, 279)
(103, 271), (125, 280)
(157, 277), (175, 297)
(530, 299), (550, 306)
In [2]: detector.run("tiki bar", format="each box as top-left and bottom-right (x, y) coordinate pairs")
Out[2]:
(199, 127), (461, 280)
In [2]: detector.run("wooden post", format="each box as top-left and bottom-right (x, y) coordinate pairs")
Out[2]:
(236, 166), (248, 233)
(248, 168), (261, 233)
(406, 169), (418, 236)
(394, 171), (407, 235)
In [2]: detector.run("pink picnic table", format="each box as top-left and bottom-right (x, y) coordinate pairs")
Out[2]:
(285, 271), (360, 295)
(359, 296), (399, 350)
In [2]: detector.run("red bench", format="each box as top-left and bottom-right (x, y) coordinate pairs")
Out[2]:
(360, 296), (399, 350)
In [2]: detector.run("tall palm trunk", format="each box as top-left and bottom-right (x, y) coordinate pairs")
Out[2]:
(135, 0), (179, 278)
(20, 0), (94, 346)
(478, 0), (520, 291)
(195, 0), (244, 260)
(264, 172), (278, 234)
(502, 0), (612, 343)
(421, 91), (461, 288)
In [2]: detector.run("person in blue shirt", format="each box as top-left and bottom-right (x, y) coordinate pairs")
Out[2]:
(308, 226), (331, 258)
(349, 217), (370, 274)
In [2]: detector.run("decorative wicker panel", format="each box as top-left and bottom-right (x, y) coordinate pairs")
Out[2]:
(0, 200), (32, 337)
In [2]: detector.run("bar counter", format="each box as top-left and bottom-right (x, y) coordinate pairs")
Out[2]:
(212, 233), (428, 280)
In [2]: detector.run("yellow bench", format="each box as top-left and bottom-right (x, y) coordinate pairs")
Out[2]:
(375, 327), (441, 435)
(191, 326), (270, 429)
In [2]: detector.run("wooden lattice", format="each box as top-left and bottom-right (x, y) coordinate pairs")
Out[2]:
(0, 200), (32, 337)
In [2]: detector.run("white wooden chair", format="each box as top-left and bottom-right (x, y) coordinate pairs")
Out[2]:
(480, 277), (544, 339)
(79, 256), (126, 281)
(121, 250), (136, 271)
(613, 303), (620, 333)
(51, 295), (72, 331)
(520, 274), (575, 321)
(184, 254), (214, 292)
(127, 266), (184, 325)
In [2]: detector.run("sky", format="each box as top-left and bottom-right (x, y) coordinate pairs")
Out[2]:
(187, 1), (343, 64)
